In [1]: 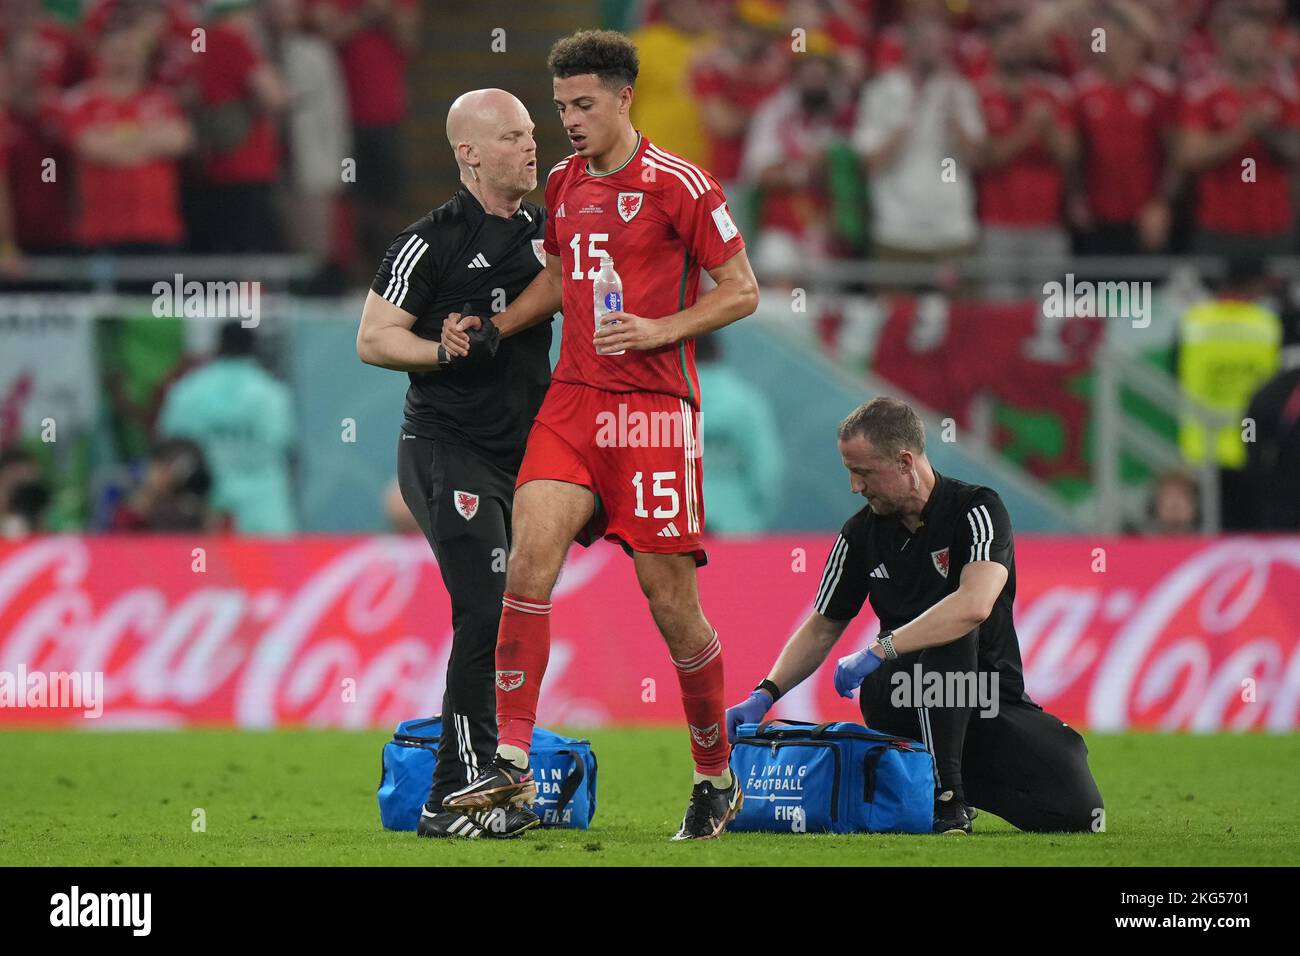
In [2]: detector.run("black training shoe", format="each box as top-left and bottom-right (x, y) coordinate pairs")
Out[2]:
(477, 805), (542, 839)
(441, 755), (537, 811)
(934, 790), (973, 835)
(671, 771), (744, 841)
(416, 804), (541, 839)
(417, 808), (487, 839)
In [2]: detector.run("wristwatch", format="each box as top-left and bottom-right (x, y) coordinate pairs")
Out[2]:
(878, 630), (898, 660)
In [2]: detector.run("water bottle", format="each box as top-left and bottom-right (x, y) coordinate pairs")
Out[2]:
(593, 255), (625, 356)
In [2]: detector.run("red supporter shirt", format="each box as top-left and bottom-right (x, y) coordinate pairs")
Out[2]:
(1074, 66), (1176, 223)
(63, 82), (185, 247)
(977, 73), (1074, 227)
(0, 18), (83, 89)
(543, 133), (746, 408)
(83, 0), (198, 87)
(1179, 71), (1300, 235)
(195, 23), (279, 184)
(689, 49), (785, 182)
(3, 97), (74, 249)
(314, 0), (417, 126)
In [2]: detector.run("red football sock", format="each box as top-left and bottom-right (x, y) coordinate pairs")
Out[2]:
(673, 631), (730, 775)
(495, 592), (552, 757)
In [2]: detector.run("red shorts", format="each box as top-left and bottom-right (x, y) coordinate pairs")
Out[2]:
(516, 381), (706, 564)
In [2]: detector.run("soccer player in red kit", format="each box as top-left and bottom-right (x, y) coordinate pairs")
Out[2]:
(440, 29), (759, 840)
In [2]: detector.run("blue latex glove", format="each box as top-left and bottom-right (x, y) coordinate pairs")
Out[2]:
(834, 647), (883, 698)
(725, 689), (773, 743)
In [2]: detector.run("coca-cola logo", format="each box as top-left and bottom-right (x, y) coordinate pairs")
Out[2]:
(0, 536), (1295, 731)
(1017, 538), (1300, 731)
(0, 536), (617, 729)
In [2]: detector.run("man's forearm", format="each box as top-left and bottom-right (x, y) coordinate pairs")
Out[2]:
(358, 325), (442, 372)
(496, 267), (563, 338)
(766, 615), (841, 695)
(1180, 125), (1255, 171)
(660, 272), (758, 343)
(889, 590), (986, 655)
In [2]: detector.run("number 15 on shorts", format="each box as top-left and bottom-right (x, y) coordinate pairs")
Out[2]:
(632, 471), (679, 518)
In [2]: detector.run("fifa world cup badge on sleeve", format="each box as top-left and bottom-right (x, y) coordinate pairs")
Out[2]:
(711, 203), (738, 242)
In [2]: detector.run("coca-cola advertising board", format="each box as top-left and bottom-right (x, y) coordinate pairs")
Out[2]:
(0, 535), (1296, 731)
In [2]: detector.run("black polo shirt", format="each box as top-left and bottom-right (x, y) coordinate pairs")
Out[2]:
(813, 471), (1029, 702)
(370, 187), (554, 472)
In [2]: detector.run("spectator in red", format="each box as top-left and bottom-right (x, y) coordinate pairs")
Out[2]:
(786, 0), (870, 89)
(1177, 9), (1300, 261)
(0, 0), (84, 90)
(973, 10), (1077, 298)
(190, 0), (287, 253)
(691, 0), (787, 187)
(740, 35), (854, 281)
(82, 0), (199, 92)
(1069, 4), (1178, 255)
(311, 0), (420, 266)
(3, 28), (75, 254)
(63, 16), (193, 253)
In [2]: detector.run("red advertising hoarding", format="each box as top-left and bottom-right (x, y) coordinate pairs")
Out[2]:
(0, 535), (1296, 730)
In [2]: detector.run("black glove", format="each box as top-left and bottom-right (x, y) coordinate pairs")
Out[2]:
(444, 302), (500, 372)
(464, 313), (501, 365)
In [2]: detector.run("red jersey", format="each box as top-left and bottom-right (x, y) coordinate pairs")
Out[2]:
(977, 73), (1074, 227)
(0, 17), (83, 89)
(63, 81), (185, 247)
(1074, 66), (1176, 223)
(2, 96), (73, 249)
(312, 0), (417, 126)
(689, 45), (786, 182)
(1179, 71), (1300, 234)
(543, 132), (746, 409)
(195, 23), (280, 184)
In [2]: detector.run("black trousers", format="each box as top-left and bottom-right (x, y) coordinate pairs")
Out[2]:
(859, 630), (1104, 833)
(397, 432), (514, 806)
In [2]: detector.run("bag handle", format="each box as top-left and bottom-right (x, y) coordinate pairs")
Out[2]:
(551, 749), (587, 818)
(755, 718), (817, 736)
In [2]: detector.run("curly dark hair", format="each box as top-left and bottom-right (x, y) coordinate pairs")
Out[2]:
(547, 30), (639, 91)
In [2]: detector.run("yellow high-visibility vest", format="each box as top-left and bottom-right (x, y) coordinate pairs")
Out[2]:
(1177, 299), (1282, 468)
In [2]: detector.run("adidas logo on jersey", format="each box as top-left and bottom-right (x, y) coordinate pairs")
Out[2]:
(869, 563), (890, 579)
(467, 252), (490, 269)
(555, 202), (566, 218)
(657, 522), (681, 538)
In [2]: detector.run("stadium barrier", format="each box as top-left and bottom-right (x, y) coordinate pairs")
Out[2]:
(0, 534), (1295, 732)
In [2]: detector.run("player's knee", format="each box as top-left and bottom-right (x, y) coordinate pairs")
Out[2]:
(503, 542), (561, 599)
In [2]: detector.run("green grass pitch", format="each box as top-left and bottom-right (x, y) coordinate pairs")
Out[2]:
(1, 728), (1296, 866)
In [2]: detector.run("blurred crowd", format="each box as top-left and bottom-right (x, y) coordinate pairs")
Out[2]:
(632, 0), (1300, 282)
(3, 0), (1299, 539)
(0, 0), (419, 280)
